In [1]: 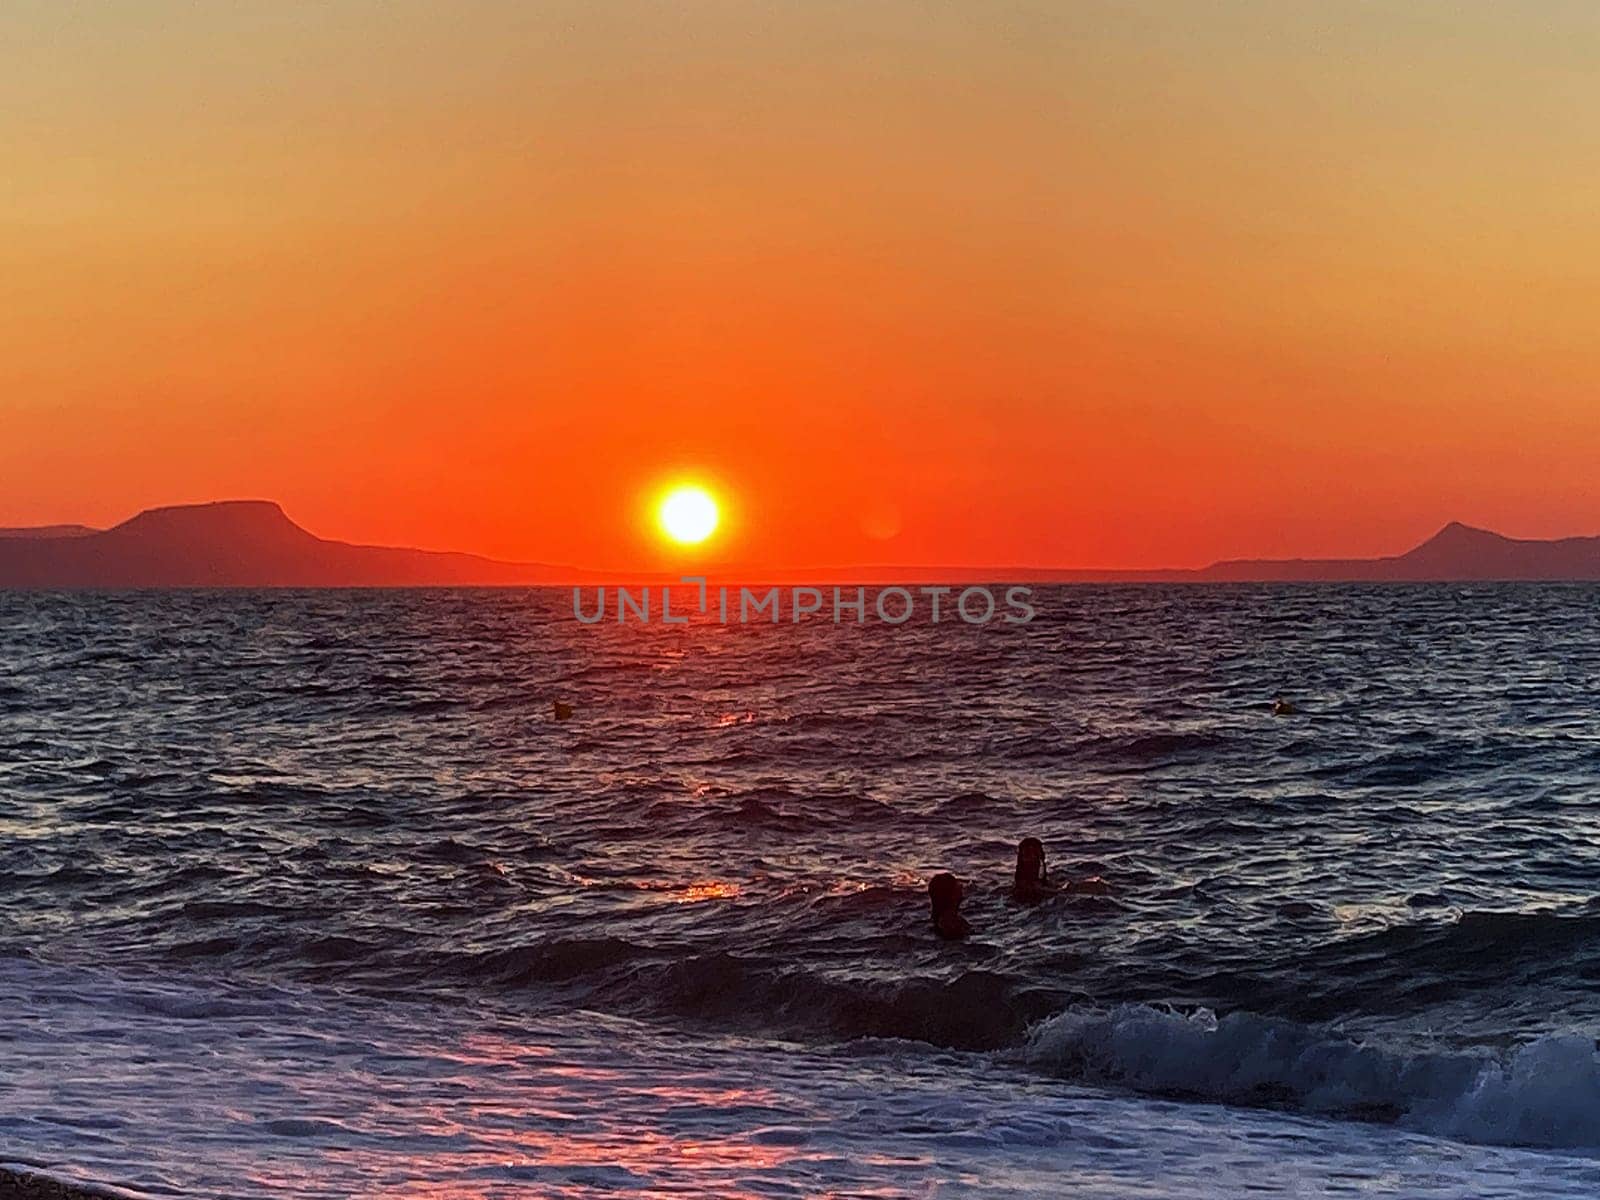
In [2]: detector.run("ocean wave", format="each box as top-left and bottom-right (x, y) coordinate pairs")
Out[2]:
(448, 936), (646, 986)
(1080, 730), (1236, 765)
(1025, 1003), (1600, 1149)
(129, 989), (299, 1020)
(1296, 909), (1600, 1007)
(599, 954), (1069, 1050)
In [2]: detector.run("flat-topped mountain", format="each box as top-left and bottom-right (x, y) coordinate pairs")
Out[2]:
(0, 501), (574, 587)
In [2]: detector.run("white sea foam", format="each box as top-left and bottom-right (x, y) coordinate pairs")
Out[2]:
(1026, 1004), (1600, 1150)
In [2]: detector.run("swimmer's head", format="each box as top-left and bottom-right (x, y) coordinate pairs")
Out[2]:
(928, 872), (964, 916)
(1016, 837), (1046, 883)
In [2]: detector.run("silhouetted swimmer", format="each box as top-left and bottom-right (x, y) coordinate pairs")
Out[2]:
(553, 700), (575, 721)
(1015, 836), (1111, 900)
(928, 872), (972, 939)
(1271, 694), (1297, 716)
(1013, 836), (1057, 904)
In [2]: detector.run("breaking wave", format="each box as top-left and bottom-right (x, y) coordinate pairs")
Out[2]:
(1026, 1004), (1600, 1150)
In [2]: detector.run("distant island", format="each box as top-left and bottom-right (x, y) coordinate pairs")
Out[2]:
(1031, 521), (1600, 584)
(2, 501), (1600, 587)
(0, 501), (574, 588)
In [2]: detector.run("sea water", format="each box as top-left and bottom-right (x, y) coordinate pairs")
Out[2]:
(4, 585), (1600, 1196)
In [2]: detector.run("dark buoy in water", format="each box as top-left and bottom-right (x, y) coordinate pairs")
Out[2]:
(553, 700), (574, 721)
(1271, 694), (1297, 716)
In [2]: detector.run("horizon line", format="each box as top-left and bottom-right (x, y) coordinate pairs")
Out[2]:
(5, 498), (1584, 579)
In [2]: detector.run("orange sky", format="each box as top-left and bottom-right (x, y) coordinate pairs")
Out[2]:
(4, 2), (1599, 571)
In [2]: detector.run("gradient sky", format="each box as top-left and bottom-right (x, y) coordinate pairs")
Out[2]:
(4, 1), (1598, 570)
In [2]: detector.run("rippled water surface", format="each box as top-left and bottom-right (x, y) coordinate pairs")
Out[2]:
(4, 586), (1600, 1196)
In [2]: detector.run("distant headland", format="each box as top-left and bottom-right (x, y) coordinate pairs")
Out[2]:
(2, 501), (1600, 587)
(0, 501), (572, 588)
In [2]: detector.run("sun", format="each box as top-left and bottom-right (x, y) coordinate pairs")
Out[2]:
(657, 484), (720, 545)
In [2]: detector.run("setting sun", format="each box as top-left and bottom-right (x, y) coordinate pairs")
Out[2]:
(657, 485), (720, 545)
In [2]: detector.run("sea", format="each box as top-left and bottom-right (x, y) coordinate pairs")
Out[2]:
(4, 585), (1600, 1198)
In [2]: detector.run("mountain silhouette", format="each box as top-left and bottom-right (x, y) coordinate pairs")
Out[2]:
(0, 501), (576, 587)
(810, 522), (1600, 584)
(2, 503), (1599, 587)
(1195, 521), (1600, 582)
